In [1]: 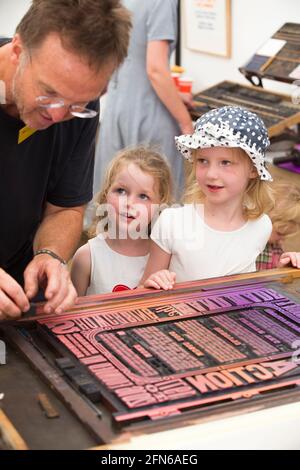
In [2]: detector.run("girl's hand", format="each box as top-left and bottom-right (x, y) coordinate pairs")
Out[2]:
(144, 270), (176, 290)
(179, 92), (194, 109)
(278, 252), (300, 269)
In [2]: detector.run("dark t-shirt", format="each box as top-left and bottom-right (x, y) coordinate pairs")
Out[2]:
(0, 41), (99, 284)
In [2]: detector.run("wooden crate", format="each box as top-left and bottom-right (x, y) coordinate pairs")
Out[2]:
(239, 22), (300, 85)
(192, 80), (300, 137)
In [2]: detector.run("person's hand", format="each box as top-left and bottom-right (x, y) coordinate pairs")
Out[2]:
(24, 254), (77, 314)
(143, 270), (176, 290)
(179, 92), (194, 109)
(278, 252), (300, 269)
(0, 268), (30, 321)
(179, 120), (194, 135)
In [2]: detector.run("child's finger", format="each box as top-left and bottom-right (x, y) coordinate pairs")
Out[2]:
(165, 271), (175, 284)
(154, 275), (172, 290)
(292, 252), (300, 268)
(278, 256), (290, 267)
(279, 252), (300, 269)
(282, 252), (297, 267)
(149, 273), (172, 290)
(158, 272), (175, 289)
(289, 252), (300, 268)
(144, 278), (162, 290)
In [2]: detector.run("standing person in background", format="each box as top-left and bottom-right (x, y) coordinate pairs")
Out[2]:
(0, 0), (131, 321)
(93, 0), (194, 197)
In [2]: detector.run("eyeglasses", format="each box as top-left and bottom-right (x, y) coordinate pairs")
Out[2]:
(35, 96), (98, 119)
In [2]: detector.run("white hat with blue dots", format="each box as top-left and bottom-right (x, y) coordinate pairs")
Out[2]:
(175, 105), (272, 181)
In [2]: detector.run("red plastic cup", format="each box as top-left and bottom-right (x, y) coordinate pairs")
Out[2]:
(171, 72), (181, 87)
(178, 77), (193, 93)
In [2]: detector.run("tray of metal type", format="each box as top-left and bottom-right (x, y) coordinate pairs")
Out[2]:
(3, 269), (300, 447)
(239, 23), (300, 86)
(192, 81), (300, 137)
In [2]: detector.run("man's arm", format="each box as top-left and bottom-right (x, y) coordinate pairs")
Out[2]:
(24, 202), (85, 314)
(33, 202), (85, 260)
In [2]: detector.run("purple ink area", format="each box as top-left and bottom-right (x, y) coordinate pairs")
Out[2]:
(276, 162), (300, 174)
(39, 284), (300, 423)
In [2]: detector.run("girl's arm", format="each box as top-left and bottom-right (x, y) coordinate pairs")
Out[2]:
(70, 243), (91, 296)
(146, 40), (194, 135)
(139, 241), (175, 290)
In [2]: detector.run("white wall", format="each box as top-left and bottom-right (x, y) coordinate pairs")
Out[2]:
(0, 0), (31, 37)
(181, 0), (300, 95)
(0, 0), (299, 97)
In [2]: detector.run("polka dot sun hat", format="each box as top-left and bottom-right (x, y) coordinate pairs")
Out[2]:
(175, 105), (272, 181)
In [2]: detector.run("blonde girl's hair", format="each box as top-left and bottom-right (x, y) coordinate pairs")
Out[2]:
(269, 181), (300, 238)
(89, 145), (174, 237)
(183, 147), (275, 219)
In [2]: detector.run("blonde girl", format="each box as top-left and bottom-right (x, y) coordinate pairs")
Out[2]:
(71, 146), (173, 295)
(140, 106), (275, 289)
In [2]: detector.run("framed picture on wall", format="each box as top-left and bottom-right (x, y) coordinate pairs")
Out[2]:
(183, 0), (232, 58)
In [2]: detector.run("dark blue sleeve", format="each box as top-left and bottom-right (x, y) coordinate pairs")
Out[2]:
(46, 100), (99, 207)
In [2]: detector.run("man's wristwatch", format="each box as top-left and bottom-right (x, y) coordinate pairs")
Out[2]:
(34, 249), (67, 265)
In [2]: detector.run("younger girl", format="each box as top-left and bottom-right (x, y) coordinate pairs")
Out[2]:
(256, 181), (300, 270)
(140, 106), (274, 289)
(71, 146), (173, 295)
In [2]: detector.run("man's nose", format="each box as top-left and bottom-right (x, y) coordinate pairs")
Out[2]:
(47, 106), (70, 123)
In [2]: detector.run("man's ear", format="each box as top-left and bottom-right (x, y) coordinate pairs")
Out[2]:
(10, 34), (24, 66)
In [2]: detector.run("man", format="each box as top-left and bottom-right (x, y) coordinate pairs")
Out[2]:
(0, 0), (131, 321)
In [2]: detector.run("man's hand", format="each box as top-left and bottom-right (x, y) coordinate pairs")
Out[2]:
(24, 254), (77, 314)
(0, 268), (30, 321)
(278, 252), (300, 269)
(143, 270), (176, 290)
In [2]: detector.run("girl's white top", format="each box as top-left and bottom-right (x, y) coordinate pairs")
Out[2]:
(86, 233), (149, 295)
(151, 204), (272, 282)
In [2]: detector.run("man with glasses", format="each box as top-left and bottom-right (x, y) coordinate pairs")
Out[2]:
(0, 0), (131, 321)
